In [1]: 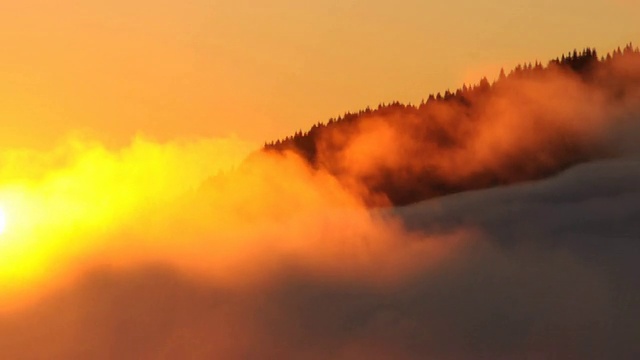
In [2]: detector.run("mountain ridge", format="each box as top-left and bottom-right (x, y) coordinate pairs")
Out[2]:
(263, 44), (640, 206)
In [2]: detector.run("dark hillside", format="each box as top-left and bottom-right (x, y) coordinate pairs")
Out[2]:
(264, 45), (640, 206)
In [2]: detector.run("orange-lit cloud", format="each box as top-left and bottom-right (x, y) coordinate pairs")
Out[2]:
(0, 136), (255, 306)
(0, 154), (638, 359)
(0, 134), (466, 313)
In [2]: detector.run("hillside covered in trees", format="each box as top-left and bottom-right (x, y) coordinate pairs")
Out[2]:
(264, 44), (640, 206)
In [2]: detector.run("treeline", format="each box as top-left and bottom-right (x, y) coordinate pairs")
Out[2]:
(263, 44), (640, 206)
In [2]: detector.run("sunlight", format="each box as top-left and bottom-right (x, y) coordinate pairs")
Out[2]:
(0, 207), (6, 235)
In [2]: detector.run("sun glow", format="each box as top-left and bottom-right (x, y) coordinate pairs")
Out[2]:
(0, 207), (6, 235)
(0, 137), (256, 310)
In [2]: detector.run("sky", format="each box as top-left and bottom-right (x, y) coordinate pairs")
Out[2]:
(0, 0), (638, 148)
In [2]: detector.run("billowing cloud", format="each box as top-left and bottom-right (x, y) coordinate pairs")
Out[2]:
(0, 153), (638, 359)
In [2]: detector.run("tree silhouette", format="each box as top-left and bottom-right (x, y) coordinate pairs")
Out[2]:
(263, 44), (640, 206)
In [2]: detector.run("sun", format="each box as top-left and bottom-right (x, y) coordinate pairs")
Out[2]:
(0, 207), (6, 235)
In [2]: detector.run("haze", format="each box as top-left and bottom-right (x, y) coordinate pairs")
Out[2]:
(0, 0), (638, 148)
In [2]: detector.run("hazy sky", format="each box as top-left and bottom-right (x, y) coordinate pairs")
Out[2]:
(0, 0), (638, 148)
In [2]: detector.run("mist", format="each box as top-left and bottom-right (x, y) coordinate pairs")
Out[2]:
(0, 48), (639, 359)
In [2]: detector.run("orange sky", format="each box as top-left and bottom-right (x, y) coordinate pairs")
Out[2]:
(0, 0), (638, 149)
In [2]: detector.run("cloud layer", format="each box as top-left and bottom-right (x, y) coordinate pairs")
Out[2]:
(0, 153), (638, 359)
